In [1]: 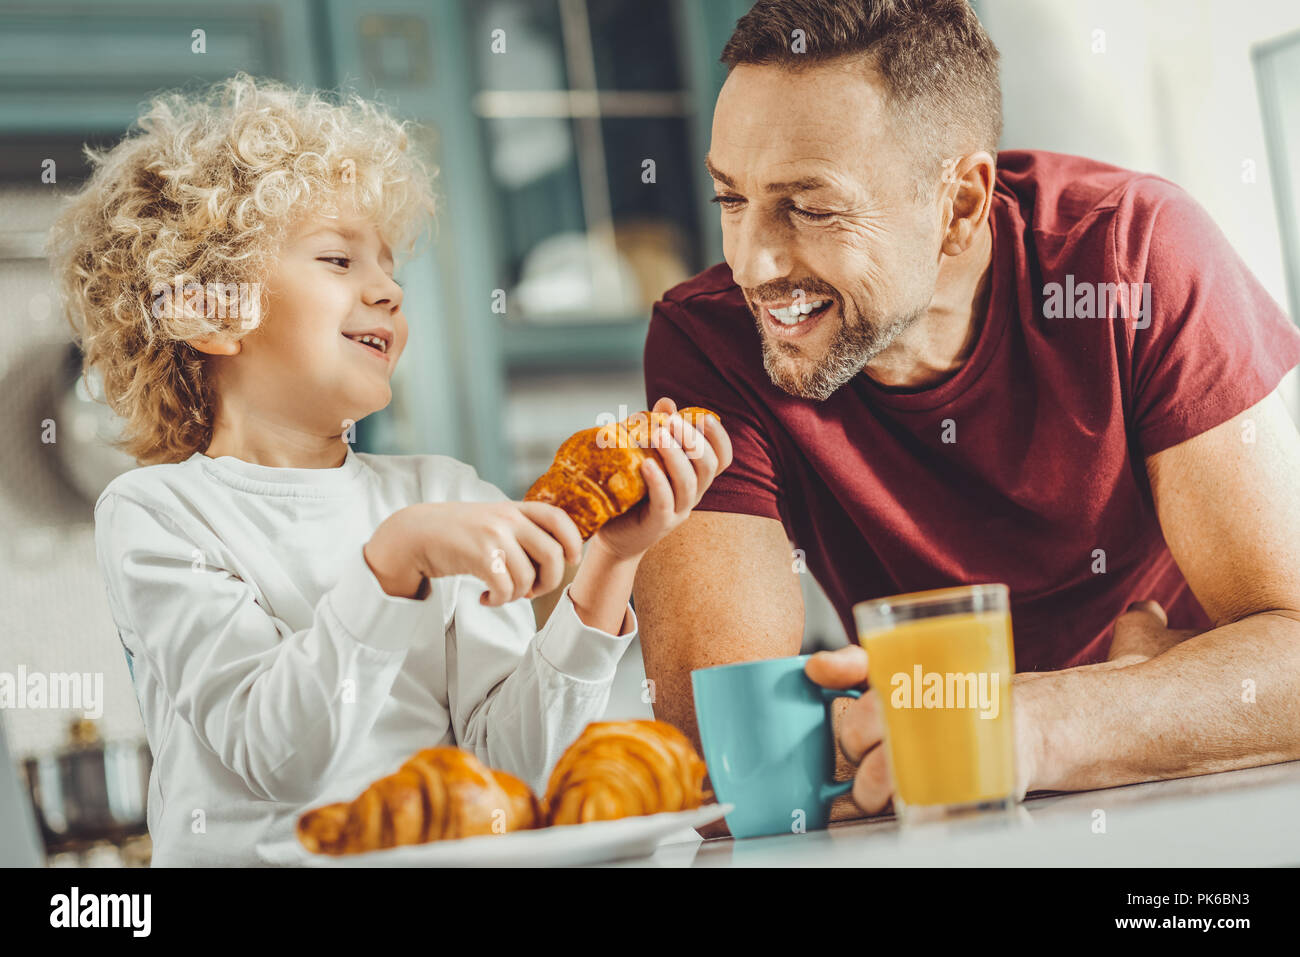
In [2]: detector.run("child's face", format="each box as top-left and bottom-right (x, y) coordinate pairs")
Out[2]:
(218, 207), (408, 436)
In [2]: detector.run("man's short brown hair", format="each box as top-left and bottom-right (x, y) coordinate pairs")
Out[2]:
(721, 0), (1002, 200)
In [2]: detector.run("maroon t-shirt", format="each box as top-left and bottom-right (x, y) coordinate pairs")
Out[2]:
(644, 149), (1300, 672)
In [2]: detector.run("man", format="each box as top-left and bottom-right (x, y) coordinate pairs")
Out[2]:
(635, 0), (1300, 832)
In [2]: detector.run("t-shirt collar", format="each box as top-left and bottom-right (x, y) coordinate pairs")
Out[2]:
(188, 443), (364, 493)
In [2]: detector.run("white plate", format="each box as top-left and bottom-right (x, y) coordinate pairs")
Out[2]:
(294, 803), (733, 867)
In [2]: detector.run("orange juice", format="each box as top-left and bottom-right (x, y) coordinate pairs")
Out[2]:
(860, 610), (1015, 807)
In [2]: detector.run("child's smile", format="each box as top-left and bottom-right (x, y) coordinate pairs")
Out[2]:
(190, 203), (408, 466)
(343, 331), (391, 358)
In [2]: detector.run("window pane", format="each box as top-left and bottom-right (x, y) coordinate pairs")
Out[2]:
(482, 116), (586, 278)
(469, 0), (571, 91)
(602, 114), (702, 276)
(587, 0), (685, 91)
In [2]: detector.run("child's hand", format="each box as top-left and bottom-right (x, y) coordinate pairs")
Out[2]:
(591, 397), (734, 562)
(366, 501), (584, 605)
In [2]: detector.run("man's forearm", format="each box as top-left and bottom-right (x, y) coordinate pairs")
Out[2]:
(1020, 610), (1300, 792)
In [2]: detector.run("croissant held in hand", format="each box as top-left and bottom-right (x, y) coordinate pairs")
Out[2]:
(524, 406), (720, 540)
(543, 720), (710, 826)
(297, 747), (541, 855)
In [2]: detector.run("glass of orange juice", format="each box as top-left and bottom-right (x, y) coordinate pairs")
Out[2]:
(853, 584), (1017, 824)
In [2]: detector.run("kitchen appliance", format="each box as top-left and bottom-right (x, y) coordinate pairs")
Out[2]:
(22, 717), (151, 852)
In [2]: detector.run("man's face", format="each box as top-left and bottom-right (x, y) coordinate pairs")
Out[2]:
(708, 58), (943, 400)
(221, 205), (408, 433)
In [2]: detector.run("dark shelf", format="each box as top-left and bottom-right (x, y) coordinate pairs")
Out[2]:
(501, 318), (650, 371)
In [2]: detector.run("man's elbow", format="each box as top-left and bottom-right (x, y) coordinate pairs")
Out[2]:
(642, 632), (803, 727)
(1253, 607), (1300, 631)
(1213, 604), (1300, 631)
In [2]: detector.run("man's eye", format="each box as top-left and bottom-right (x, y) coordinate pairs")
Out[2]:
(710, 194), (745, 210)
(791, 207), (833, 223)
(320, 256), (350, 267)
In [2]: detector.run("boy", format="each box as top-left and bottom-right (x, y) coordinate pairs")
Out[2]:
(48, 73), (731, 865)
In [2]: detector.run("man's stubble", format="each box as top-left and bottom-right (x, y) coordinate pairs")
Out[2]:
(756, 299), (924, 401)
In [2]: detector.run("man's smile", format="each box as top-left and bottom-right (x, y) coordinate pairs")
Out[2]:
(756, 296), (837, 341)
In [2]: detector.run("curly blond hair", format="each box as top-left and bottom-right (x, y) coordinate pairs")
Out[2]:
(47, 71), (439, 465)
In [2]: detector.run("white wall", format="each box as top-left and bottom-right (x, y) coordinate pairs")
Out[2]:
(979, 0), (1300, 418)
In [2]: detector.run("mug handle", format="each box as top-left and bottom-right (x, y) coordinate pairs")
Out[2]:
(818, 686), (862, 802)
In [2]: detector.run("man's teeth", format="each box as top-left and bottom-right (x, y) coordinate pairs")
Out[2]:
(768, 300), (830, 325)
(347, 333), (387, 353)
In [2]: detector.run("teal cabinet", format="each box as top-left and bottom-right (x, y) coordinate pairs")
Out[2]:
(326, 0), (752, 489)
(1, 0), (753, 490)
(0, 1), (322, 131)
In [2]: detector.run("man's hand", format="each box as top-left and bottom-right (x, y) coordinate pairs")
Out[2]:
(804, 646), (896, 814)
(808, 600), (1203, 814)
(1017, 600), (1201, 683)
(1105, 600), (1201, 666)
(809, 644), (1044, 811)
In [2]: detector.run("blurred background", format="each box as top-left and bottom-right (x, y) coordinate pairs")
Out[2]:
(1, 0), (1298, 864)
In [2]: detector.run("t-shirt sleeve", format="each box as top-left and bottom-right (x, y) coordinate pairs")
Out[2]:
(93, 491), (444, 806)
(1119, 178), (1300, 457)
(643, 297), (785, 522)
(434, 462), (637, 795)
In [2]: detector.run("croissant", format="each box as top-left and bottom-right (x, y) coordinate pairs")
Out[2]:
(524, 406), (720, 540)
(543, 720), (710, 826)
(296, 747), (541, 855)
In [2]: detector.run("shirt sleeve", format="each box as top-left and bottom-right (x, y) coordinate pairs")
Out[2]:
(94, 492), (445, 805)
(437, 467), (638, 795)
(644, 297), (786, 522)
(1118, 177), (1300, 457)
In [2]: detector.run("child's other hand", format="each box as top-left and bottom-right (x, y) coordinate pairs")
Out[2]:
(591, 397), (734, 562)
(367, 501), (584, 605)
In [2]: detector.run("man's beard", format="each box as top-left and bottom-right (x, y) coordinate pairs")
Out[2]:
(755, 299), (922, 401)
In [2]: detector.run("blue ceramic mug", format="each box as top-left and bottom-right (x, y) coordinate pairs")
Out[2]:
(691, 654), (861, 839)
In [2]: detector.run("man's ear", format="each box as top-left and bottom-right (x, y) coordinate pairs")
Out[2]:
(940, 150), (996, 256)
(190, 334), (241, 357)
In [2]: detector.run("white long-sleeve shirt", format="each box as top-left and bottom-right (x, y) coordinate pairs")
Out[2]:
(92, 445), (637, 866)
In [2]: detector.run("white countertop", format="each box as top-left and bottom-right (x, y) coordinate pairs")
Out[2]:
(605, 760), (1300, 867)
